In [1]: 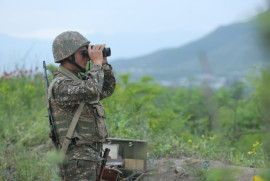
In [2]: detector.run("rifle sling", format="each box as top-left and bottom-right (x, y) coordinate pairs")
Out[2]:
(58, 65), (81, 81)
(56, 66), (85, 155)
(60, 102), (85, 154)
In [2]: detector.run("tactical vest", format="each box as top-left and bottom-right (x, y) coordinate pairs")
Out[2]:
(48, 66), (108, 151)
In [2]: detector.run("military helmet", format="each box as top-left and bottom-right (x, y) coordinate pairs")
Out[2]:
(52, 31), (90, 63)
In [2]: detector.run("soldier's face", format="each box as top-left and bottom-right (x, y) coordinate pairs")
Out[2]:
(74, 46), (90, 70)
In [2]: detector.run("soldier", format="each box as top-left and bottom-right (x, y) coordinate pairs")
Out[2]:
(49, 31), (116, 180)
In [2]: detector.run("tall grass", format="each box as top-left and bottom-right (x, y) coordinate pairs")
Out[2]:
(0, 67), (269, 180)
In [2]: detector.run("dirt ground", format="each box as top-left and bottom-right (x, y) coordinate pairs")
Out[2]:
(142, 157), (265, 181)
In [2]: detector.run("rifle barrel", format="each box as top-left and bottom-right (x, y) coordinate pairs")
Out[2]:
(43, 61), (58, 149)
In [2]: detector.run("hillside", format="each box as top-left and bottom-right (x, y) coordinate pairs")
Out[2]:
(111, 21), (267, 86)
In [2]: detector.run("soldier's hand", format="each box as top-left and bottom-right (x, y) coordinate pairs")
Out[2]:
(88, 44), (106, 66)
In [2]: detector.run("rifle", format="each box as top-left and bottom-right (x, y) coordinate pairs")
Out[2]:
(43, 61), (58, 149)
(97, 148), (110, 181)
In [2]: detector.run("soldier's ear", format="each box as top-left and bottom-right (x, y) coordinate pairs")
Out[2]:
(67, 56), (72, 60)
(60, 56), (72, 65)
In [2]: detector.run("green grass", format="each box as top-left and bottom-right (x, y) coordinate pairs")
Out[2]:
(0, 67), (269, 180)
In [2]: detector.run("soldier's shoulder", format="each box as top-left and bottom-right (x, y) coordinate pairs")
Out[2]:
(53, 70), (64, 78)
(52, 72), (83, 89)
(50, 72), (69, 88)
(52, 71), (70, 81)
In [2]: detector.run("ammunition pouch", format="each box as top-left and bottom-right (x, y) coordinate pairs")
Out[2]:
(92, 103), (108, 141)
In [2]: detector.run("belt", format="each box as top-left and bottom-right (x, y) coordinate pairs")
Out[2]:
(70, 138), (103, 153)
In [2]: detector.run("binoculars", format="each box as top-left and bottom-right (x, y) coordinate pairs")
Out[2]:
(82, 45), (111, 58)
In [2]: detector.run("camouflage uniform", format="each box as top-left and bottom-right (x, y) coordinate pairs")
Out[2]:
(49, 31), (116, 181)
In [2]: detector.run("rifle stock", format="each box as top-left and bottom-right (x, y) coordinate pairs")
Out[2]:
(97, 148), (110, 181)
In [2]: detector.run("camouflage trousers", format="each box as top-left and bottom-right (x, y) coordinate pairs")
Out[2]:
(60, 159), (101, 181)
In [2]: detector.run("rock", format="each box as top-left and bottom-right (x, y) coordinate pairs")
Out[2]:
(175, 166), (186, 175)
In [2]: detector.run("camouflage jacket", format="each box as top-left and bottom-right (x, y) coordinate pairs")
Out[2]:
(49, 64), (115, 160)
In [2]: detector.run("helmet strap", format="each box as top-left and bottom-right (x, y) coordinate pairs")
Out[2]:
(68, 54), (86, 73)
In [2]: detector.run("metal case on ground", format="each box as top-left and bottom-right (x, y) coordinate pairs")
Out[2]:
(102, 138), (147, 181)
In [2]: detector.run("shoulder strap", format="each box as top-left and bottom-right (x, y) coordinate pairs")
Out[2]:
(55, 66), (85, 154)
(58, 65), (81, 81)
(60, 102), (85, 154)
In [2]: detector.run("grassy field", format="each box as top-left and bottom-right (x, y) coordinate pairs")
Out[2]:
(0, 66), (269, 180)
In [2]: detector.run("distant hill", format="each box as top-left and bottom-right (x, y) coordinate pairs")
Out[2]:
(1, 17), (268, 87)
(111, 20), (268, 86)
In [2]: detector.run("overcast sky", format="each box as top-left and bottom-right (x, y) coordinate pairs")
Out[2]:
(0, 0), (267, 38)
(0, 0), (268, 70)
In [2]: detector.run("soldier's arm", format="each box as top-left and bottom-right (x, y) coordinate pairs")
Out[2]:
(53, 66), (104, 105)
(100, 63), (116, 100)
